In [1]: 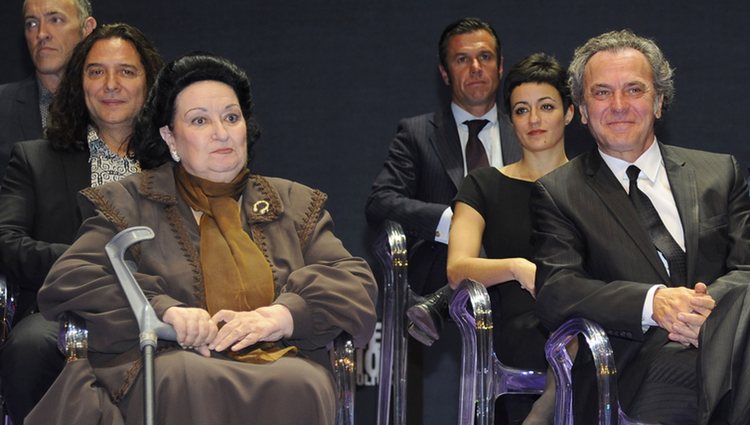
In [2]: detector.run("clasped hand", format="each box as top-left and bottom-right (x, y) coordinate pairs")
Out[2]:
(512, 258), (536, 298)
(162, 305), (294, 357)
(652, 282), (715, 347)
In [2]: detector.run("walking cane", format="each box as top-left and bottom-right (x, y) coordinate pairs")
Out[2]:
(106, 226), (177, 425)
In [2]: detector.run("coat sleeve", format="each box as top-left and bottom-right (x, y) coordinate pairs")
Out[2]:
(38, 189), (183, 354)
(0, 143), (69, 293)
(274, 189), (377, 349)
(532, 153), (750, 339)
(38, 208), (141, 353)
(699, 155), (750, 300)
(531, 179), (651, 340)
(365, 117), (447, 241)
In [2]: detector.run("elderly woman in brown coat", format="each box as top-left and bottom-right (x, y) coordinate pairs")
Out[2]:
(27, 53), (377, 425)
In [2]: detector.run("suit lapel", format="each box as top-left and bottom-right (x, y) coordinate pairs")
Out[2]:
(430, 108), (464, 190)
(429, 107), (522, 190)
(660, 144), (698, 287)
(583, 149), (671, 283)
(60, 149), (92, 225)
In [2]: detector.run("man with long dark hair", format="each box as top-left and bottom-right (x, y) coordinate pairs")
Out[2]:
(0, 23), (162, 424)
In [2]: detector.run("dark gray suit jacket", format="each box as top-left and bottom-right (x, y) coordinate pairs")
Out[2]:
(0, 139), (89, 319)
(532, 142), (750, 423)
(366, 106), (521, 292)
(0, 77), (44, 178)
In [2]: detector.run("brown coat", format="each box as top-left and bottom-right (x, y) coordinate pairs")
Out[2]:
(30, 163), (377, 424)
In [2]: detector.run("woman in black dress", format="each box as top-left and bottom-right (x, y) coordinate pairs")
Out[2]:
(447, 52), (573, 425)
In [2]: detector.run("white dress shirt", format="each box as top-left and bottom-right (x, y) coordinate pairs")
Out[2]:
(435, 103), (506, 244)
(599, 139), (685, 329)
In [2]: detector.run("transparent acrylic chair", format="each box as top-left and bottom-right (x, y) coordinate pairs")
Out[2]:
(449, 278), (545, 425)
(372, 220), (409, 425)
(545, 318), (656, 425)
(451, 278), (657, 425)
(0, 273), (15, 425)
(0, 274), (14, 345)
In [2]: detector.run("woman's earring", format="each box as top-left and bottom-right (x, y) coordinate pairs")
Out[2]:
(170, 150), (181, 162)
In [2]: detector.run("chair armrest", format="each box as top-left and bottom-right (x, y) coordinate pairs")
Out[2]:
(373, 220), (409, 425)
(57, 312), (88, 361)
(0, 273), (16, 344)
(450, 278), (493, 425)
(331, 332), (355, 425)
(56, 316), (355, 421)
(450, 278), (545, 425)
(545, 318), (655, 425)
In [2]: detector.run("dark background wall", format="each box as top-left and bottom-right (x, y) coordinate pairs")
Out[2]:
(2, 1), (748, 422)
(3, 0), (749, 259)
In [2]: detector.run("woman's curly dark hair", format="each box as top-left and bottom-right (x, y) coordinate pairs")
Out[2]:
(45, 23), (163, 151)
(129, 53), (262, 169)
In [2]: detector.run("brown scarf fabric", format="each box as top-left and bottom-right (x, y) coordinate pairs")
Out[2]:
(174, 165), (296, 363)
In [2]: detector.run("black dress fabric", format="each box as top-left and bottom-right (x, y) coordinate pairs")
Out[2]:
(454, 167), (548, 371)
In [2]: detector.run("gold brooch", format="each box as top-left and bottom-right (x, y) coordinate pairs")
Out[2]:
(252, 200), (270, 215)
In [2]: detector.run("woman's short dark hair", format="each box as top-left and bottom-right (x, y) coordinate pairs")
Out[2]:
(130, 53), (261, 169)
(503, 52), (571, 114)
(45, 23), (163, 151)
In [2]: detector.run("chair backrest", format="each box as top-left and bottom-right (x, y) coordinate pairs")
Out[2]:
(372, 220), (409, 425)
(449, 278), (545, 425)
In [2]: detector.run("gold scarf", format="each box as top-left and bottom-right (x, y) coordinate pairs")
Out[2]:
(174, 165), (296, 363)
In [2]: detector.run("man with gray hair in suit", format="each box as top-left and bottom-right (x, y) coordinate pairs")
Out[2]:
(532, 29), (750, 424)
(0, 0), (96, 177)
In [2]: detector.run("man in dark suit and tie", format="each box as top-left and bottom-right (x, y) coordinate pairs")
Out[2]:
(0, 0), (96, 177)
(366, 17), (521, 425)
(366, 17), (521, 341)
(532, 30), (750, 424)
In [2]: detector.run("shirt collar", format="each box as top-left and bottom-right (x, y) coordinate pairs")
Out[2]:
(451, 103), (498, 128)
(87, 125), (101, 145)
(599, 137), (663, 184)
(87, 125), (116, 159)
(36, 79), (53, 103)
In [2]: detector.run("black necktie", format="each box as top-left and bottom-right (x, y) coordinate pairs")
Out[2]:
(464, 119), (490, 171)
(626, 165), (686, 286)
